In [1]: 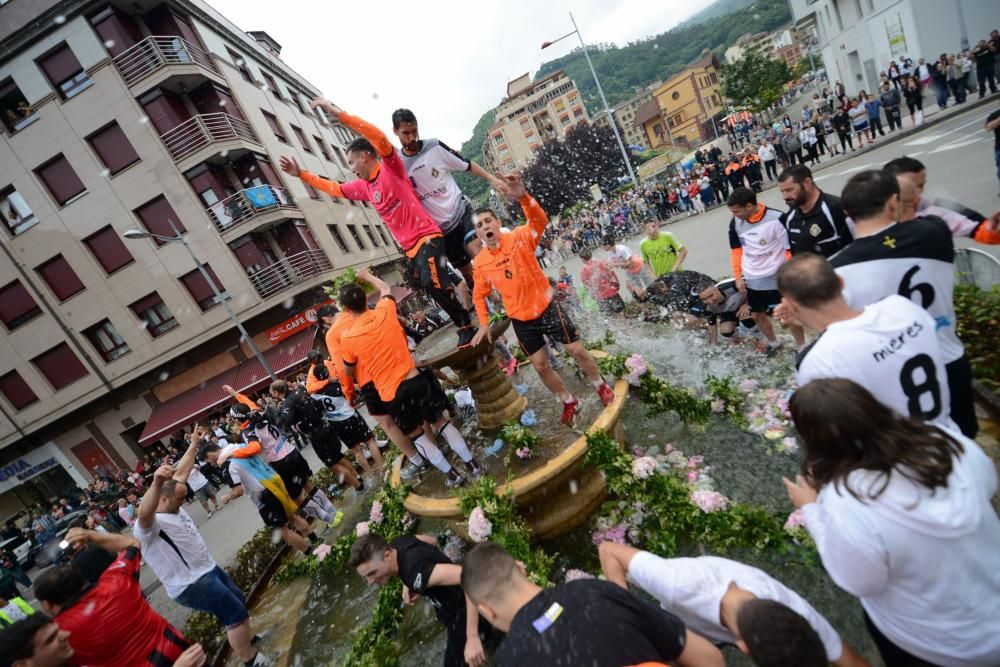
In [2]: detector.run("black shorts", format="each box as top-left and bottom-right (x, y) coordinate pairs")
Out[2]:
(309, 424), (346, 467)
(746, 288), (781, 314)
(598, 294), (626, 316)
(257, 489), (291, 528)
(442, 204), (474, 269)
(390, 369), (450, 434)
(512, 300), (580, 356)
(407, 235), (449, 290)
(270, 449), (312, 500)
(946, 355), (977, 438)
(360, 381), (390, 416)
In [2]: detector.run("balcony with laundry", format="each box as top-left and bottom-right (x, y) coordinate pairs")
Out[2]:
(228, 222), (332, 299)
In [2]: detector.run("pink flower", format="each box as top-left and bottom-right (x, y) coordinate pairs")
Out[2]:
(625, 354), (647, 376)
(515, 446), (532, 460)
(710, 399), (725, 413)
(665, 443), (674, 453)
(564, 568), (595, 582)
(355, 521), (370, 537)
(687, 470), (698, 483)
(687, 455), (704, 468)
(591, 522), (627, 545)
(784, 509), (806, 530)
(631, 456), (657, 480)
(738, 379), (759, 393)
(312, 543), (332, 562)
(690, 489), (729, 513)
(781, 436), (799, 452)
(468, 506), (493, 543)
(369, 500), (384, 524)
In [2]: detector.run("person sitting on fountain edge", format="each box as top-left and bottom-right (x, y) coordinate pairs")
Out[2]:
(278, 98), (476, 348)
(469, 173), (615, 425)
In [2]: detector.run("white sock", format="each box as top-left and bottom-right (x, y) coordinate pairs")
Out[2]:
(560, 393), (575, 404)
(591, 378), (606, 388)
(414, 434), (453, 473)
(439, 422), (473, 463)
(406, 451), (426, 467)
(312, 488), (337, 516)
(302, 497), (332, 523)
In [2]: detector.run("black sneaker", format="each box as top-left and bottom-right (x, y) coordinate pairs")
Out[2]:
(446, 469), (466, 488)
(465, 459), (483, 479)
(456, 326), (477, 349)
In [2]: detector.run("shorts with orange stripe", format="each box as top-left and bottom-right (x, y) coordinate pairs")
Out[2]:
(512, 299), (579, 356)
(405, 235), (471, 328)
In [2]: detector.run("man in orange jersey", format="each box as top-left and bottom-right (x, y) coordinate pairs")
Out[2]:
(470, 174), (615, 425)
(339, 270), (481, 487)
(279, 98), (475, 348)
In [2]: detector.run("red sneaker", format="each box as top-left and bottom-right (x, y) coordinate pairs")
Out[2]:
(597, 382), (615, 406)
(560, 399), (579, 425)
(503, 358), (518, 376)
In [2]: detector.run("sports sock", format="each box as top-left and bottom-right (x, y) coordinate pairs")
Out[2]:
(414, 434), (453, 473)
(439, 422), (473, 463)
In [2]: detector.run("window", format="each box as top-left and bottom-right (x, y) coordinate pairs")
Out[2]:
(347, 224), (366, 250)
(134, 195), (185, 244)
(0, 280), (42, 330)
(179, 264), (228, 311)
(32, 342), (88, 389)
(291, 125), (313, 153)
(290, 90), (306, 114)
(492, 133), (504, 146)
(331, 144), (348, 168)
(87, 122), (139, 175)
(375, 226), (389, 246)
(260, 71), (282, 100)
(130, 292), (177, 337)
(573, 107), (584, 118)
(363, 224), (380, 247)
(35, 154), (86, 206)
(316, 137), (332, 161)
(261, 110), (288, 143)
(559, 114), (570, 126)
(84, 225), (134, 274)
(37, 43), (92, 99)
(227, 48), (254, 83)
(328, 225), (350, 253)
(303, 181), (320, 200)
(35, 255), (84, 301)
(0, 370), (38, 410)
(0, 78), (39, 134)
(0, 185), (37, 236)
(84, 319), (129, 362)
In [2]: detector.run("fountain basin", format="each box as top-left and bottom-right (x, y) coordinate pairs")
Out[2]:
(390, 353), (628, 540)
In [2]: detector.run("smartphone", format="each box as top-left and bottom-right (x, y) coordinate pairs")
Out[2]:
(59, 539), (70, 550)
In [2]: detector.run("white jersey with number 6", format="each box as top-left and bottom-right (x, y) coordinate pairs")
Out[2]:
(830, 218), (962, 363)
(796, 295), (954, 429)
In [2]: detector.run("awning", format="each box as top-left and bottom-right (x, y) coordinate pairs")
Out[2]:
(137, 328), (318, 446)
(366, 286), (413, 307)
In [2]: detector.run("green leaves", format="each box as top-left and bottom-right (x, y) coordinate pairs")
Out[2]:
(720, 46), (794, 113)
(954, 283), (1000, 390)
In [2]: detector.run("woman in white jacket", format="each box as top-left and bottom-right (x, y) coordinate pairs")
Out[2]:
(783, 378), (1000, 667)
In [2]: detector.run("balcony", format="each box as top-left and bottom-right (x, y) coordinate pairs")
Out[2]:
(207, 185), (301, 236)
(247, 249), (333, 299)
(160, 112), (262, 168)
(113, 36), (225, 92)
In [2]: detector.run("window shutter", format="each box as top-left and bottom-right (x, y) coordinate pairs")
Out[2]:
(134, 195), (185, 241)
(32, 343), (88, 390)
(39, 45), (82, 84)
(36, 155), (86, 205)
(0, 371), (38, 410)
(0, 280), (41, 329)
(85, 226), (134, 274)
(36, 255), (85, 301)
(89, 123), (140, 175)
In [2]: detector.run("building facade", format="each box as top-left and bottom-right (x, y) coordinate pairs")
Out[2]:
(482, 70), (589, 174)
(636, 54), (725, 149)
(612, 86), (657, 152)
(0, 0), (401, 516)
(789, 0), (997, 96)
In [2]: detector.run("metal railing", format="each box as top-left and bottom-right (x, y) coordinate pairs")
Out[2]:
(113, 35), (220, 87)
(160, 112), (261, 163)
(247, 249), (332, 299)
(206, 185), (297, 232)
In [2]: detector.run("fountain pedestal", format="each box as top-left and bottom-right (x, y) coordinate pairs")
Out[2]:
(415, 318), (526, 431)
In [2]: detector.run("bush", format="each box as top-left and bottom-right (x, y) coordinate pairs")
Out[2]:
(954, 283), (1000, 390)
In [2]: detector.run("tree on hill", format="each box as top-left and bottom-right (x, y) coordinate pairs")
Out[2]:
(720, 47), (793, 112)
(453, 109), (496, 204)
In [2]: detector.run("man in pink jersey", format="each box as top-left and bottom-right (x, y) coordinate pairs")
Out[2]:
(279, 98), (475, 347)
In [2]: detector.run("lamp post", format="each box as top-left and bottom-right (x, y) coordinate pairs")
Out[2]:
(542, 12), (639, 188)
(122, 219), (277, 379)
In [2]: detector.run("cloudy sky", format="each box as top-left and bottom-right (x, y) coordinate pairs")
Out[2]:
(209, 0), (715, 149)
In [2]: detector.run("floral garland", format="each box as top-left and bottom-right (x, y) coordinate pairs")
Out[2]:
(584, 429), (800, 557)
(457, 476), (553, 585)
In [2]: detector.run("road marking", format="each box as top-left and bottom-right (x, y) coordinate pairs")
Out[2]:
(813, 173), (835, 181)
(928, 137), (985, 154)
(904, 134), (943, 146)
(909, 151), (925, 157)
(838, 162), (878, 175)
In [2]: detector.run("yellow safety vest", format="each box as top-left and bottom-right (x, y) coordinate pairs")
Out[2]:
(0, 597), (35, 625)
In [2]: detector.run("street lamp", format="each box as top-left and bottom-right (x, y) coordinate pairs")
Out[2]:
(122, 219), (277, 380)
(542, 12), (639, 188)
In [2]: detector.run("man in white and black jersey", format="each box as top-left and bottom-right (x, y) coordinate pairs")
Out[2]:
(726, 187), (805, 351)
(883, 156), (1000, 244)
(777, 165), (854, 256)
(827, 170), (977, 437)
(393, 109), (504, 288)
(777, 253), (954, 429)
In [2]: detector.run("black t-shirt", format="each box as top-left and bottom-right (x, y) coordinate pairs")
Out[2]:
(645, 270), (712, 314)
(392, 536), (464, 626)
(784, 191), (853, 256)
(988, 108), (1000, 151)
(494, 580), (687, 667)
(71, 545), (116, 584)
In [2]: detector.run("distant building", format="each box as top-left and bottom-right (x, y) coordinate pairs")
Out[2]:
(724, 31), (772, 64)
(635, 54), (725, 149)
(789, 0), (997, 95)
(482, 71), (589, 174)
(612, 86), (658, 152)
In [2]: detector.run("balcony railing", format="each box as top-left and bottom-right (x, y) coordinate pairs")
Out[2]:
(160, 112), (260, 163)
(207, 185), (298, 232)
(247, 249), (332, 299)
(113, 35), (221, 87)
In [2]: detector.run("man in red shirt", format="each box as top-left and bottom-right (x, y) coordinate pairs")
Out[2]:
(280, 99), (475, 348)
(33, 529), (191, 667)
(579, 248), (625, 316)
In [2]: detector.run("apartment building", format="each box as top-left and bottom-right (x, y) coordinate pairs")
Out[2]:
(0, 0), (401, 515)
(482, 70), (589, 174)
(635, 54), (725, 149)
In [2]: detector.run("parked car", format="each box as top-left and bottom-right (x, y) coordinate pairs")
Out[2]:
(32, 510), (89, 569)
(0, 533), (33, 567)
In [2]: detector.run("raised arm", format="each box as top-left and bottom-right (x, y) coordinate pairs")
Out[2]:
(172, 428), (205, 483)
(310, 98), (394, 157)
(223, 385), (259, 411)
(278, 155), (347, 198)
(66, 527), (140, 553)
(138, 463), (174, 530)
(469, 161), (503, 191)
(357, 268), (392, 299)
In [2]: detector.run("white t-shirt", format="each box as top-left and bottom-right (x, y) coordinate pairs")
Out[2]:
(398, 138), (471, 232)
(797, 295), (954, 428)
(628, 552), (842, 661)
(224, 446), (265, 509)
(607, 244), (633, 264)
(186, 464), (209, 492)
(134, 508), (217, 599)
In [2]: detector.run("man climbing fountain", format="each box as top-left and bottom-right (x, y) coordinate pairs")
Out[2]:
(470, 173), (615, 425)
